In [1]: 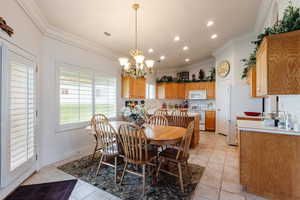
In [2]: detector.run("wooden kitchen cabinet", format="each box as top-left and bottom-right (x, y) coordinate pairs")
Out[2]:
(247, 66), (262, 98)
(256, 30), (300, 96)
(121, 76), (146, 99)
(206, 82), (215, 99)
(156, 81), (215, 99)
(239, 130), (300, 199)
(205, 111), (216, 131)
(177, 83), (186, 99)
(156, 83), (184, 99)
(185, 82), (215, 99)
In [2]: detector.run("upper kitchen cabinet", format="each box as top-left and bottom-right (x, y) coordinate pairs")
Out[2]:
(247, 66), (261, 98)
(256, 30), (300, 96)
(206, 82), (215, 99)
(185, 82), (215, 99)
(156, 83), (183, 99)
(121, 76), (146, 99)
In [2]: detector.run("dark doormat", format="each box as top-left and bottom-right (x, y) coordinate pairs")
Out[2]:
(58, 155), (205, 200)
(5, 179), (77, 200)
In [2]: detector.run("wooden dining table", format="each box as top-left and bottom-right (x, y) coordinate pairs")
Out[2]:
(85, 121), (187, 146)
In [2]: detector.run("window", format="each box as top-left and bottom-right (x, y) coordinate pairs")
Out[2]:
(146, 83), (155, 99)
(58, 65), (117, 126)
(95, 76), (117, 118)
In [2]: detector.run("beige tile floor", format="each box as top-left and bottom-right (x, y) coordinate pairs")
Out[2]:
(22, 132), (267, 200)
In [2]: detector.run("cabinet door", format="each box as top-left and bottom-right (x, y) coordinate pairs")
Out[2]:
(121, 76), (130, 98)
(134, 78), (145, 99)
(207, 82), (215, 99)
(256, 40), (268, 96)
(177, 83), (186, 99)
(165, 83), (173, 99)
(205, 111), (216, 131)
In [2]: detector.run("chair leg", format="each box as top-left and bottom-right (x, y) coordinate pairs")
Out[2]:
(119, 161), (128, 185)
(142, 164), (146, 196)
(178, 163), (184, 193)
(185, 160), (191, 177)
(96, 154), (104, 176)
(91, 136), (98, 161)
(156, 157), (163, 178)
(114, 156), (118, 184)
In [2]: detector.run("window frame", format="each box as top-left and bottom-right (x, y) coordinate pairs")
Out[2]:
(55, 62), (117, 132)
(146, 83), (156, 99)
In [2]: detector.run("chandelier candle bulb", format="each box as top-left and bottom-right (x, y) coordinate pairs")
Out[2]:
(145, 60), (155, 68)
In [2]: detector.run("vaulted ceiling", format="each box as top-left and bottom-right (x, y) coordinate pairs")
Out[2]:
(34, 0), (262, 68)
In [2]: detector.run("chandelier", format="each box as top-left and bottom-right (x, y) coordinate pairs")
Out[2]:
(118, 4), (155, 78)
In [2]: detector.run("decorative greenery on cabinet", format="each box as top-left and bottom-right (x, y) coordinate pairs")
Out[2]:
(241, 2), (300, 79)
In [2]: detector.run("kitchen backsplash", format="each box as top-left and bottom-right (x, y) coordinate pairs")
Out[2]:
(121, 98), (215, 111)
(278, 95), (300, 124)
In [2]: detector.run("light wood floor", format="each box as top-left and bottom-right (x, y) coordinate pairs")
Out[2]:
(23, 132), (267, 200)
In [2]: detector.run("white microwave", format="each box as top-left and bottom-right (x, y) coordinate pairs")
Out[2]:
(188, 90), (207, 100)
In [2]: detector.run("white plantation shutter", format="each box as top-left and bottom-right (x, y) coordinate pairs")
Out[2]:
(59, 67), (93, 124)
(9, 60), (36, 171)
(95, 76), (117, 118)
(59, 65), (116, 126)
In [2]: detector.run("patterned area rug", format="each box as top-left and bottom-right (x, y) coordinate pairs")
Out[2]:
(58, 155), (205, 200)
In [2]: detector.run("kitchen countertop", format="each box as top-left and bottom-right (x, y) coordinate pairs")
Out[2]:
(147, 109), (200, 117)
(236, 113), (264, 120)
(237, 120), (300, 136)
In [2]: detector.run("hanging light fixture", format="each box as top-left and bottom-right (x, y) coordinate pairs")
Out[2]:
(119, 4), (155, 78)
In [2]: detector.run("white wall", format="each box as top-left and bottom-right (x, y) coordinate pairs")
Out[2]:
(39, 37), (121, 167)
(213, 33), (262, 141)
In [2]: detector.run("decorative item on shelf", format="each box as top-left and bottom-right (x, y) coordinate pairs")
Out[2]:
(118, 4), (155, 78)
(208, 67), (216, 81)
(121, 103), (147, 127)
(198, 69), (205, 80)
(192, 74), (196, 81)
(217, 61), (230, 78)
(241, 3), (300, 80)
(0, 17), (14, 37)
(177, 71), (189, 81)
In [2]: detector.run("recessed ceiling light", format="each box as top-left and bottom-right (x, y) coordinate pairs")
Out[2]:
(160, 56), (165, 60)
(183, 46), (189, 51)
(207, 21), (214, 27)
(174, 36), (180, 42)
(104, 32), (111, 36)
(211, 34), (218, 39)
(185, 58), (190, 62)
(148, 48), (154, 53)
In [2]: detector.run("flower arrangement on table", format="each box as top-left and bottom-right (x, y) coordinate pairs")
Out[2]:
(121, 103), (148, 126)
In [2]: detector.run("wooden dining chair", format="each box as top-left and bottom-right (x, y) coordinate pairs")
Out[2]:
(170, 110), (189, 128)
(147, 115), (169, 126)
(90, 114), (109, 160)
(156, 121), (195, 192)
(92, 119), (119, 183)
(117, 123), (157, 196)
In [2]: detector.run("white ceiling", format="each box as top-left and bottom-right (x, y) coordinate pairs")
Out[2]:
(34, 0), (262, 68)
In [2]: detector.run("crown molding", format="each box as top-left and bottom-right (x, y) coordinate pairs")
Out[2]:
(16, 0), (120, 61)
